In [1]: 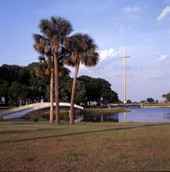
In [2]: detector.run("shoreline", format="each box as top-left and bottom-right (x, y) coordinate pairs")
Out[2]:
(140, 105), (170, 108)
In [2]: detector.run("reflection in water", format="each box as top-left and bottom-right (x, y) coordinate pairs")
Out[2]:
(83, 113), (119, 122)
(124, 112), (127, 122)
(166, 113), (170, 120)
(119, 107), (170, 122)
(83, 107), (170, 123)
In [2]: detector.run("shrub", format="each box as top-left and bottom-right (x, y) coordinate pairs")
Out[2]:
(32, 116), (39, 122)
(41, 112), (50, 120)
(32, 113), (40, 122)
(0, 116), (3, 121)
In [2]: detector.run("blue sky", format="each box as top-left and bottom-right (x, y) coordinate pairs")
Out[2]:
(0, 0), (170, 102)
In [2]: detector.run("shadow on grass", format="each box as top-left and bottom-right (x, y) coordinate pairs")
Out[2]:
(143, 122), (170, 127)
(0, 128), (60, 135)
(0, 123), (169, 144)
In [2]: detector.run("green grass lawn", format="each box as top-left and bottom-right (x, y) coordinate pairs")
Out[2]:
(0, 121), (170, 171)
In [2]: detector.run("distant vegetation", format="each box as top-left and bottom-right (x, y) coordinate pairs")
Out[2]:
(0, 64), (118, 107)
(162, 93), (170, 102)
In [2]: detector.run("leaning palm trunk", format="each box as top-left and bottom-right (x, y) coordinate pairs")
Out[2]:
(54, 53), (60, 124)
(50, 70), (54, 123)
(70, 63), (80, 125)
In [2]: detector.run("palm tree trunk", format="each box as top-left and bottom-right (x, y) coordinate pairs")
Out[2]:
(54, 53), (60, 124)
(49, 70), (54, 123)
(70, 63), (80, 125)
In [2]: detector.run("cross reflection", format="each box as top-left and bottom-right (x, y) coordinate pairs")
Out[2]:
(124, 112), (127, 122)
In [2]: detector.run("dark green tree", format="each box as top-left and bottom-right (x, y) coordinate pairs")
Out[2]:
(0, 79), (10, 105)
(78, 76), (118, 106)
(146, 98), (155, 103)
(0, 64), (49, 106)
(127, 100), (132, 104)
(164, 93), (170, 102)
(10, 81), (29, 106)
(165, 93), (170, 102)
(59, 76), (87, 104)
(162, 94), (167, 103)
(79, 75), (101, 105)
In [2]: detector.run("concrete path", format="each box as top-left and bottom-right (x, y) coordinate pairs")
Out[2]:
(2, 109), (32, 120)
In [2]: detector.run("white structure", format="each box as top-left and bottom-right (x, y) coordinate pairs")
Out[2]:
(120, 48), (130, 104)
(0, 102), (84, 120)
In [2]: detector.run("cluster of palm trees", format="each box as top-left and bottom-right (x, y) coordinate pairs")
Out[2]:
(33, 16), (99, 125)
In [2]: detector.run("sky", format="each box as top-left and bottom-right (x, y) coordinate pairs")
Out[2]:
(0, 0), (170, 102)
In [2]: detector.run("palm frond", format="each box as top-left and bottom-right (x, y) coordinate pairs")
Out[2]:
(84, 51), (99, 67)
(33, 33), (51, 55)
(51, 16), (73, 37)
(38, 55), (46, 62)
(63, 33), (99, 67)
(58, 65), (70, 77)
(39, 19), (52, 38)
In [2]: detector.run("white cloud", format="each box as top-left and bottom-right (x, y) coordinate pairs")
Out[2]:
(157, 54), (168, 61)
(123, 5), (140, 20)
(123, 6), (140, 13)
(157, 6), (170, 22)
(100, 48), (118, 60)
(129, 15), (140, 20)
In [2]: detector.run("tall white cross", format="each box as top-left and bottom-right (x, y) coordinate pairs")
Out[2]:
(120, 48), (130, 104)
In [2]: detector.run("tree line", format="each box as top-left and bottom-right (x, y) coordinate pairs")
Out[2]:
(0, 64), (118, 108)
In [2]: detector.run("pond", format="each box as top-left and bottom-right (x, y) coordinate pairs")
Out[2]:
(83, 107), (170, 123)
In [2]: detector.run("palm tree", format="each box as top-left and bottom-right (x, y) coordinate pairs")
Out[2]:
(64, 33), (99, 125)
(38, 16), (73, 124)
(33, 34), (55, 123)
(33, 34), (70, 123)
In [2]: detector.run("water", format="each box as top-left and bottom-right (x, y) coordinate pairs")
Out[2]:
(83, 107), (170, 123)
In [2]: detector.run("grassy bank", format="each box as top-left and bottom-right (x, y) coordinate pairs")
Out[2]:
(140, 102), (170, 108)
(1, 119), (169, 126)
(0, 122), (170, 171)
(0, 106), (13, 111)
(82, 108), (130, 115)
